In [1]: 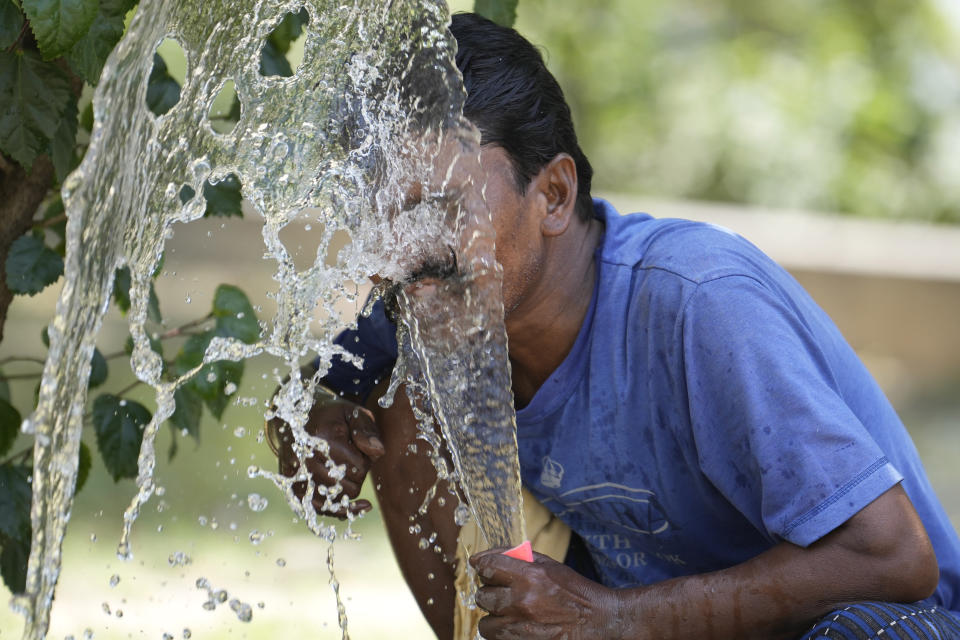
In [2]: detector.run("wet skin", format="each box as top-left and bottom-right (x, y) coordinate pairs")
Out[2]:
(269, 146), (939, 639)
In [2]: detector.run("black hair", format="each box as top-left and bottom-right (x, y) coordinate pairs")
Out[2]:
(450, 12), (595, 221)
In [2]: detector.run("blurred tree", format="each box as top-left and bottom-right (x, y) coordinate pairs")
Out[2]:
(514, 0), (960, 223)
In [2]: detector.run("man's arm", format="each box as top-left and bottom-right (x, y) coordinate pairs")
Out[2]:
(472, 483), (938, 640)
(365, 379), (461, 639)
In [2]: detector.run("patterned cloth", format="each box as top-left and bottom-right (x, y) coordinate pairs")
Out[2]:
(803, 602), (960, 639)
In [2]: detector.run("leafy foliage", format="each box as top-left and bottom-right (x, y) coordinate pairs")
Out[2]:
(67, 6), (127, 85)
(5, 233), (64, 295)
(516, 0), (960, 222)
(0, 0), (291, 594)
(474, 0), (518, 27)
(202, 174), (244, 218)
(145, 53), (180, 116)
(0, 49), (72, 168)
(213, 284), (260, 344)
(260, 8), (308, 77)
(92, 394), (151, 481)
(0, 3), (25, 51)
(0, 464), (31, 541)
(0, 398), (21, 458)
(21, 0), (99, 60)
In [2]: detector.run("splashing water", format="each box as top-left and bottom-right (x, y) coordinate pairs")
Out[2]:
(14, 0), (525, 637)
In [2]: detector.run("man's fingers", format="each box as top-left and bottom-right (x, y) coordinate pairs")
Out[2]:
(475, 585), (513, 614)
(470, 550), (523, 586)
(344, 405), (385, 460)
(309, 495), (372, 520)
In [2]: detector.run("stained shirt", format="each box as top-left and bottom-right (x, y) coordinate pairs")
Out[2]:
(321, 199), (960, 613)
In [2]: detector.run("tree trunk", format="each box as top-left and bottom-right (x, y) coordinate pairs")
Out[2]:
(0, 153), (55, 343)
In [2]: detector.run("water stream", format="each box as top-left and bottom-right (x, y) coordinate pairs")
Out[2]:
(14, 0), (524, 637)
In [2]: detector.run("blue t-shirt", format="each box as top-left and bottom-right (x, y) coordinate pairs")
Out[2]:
(322, 199), (960, 613)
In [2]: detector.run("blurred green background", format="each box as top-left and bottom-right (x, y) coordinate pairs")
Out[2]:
(3, 1), (960, 638)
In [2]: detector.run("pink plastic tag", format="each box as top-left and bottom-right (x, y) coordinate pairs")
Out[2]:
(501, 540), (533, 562)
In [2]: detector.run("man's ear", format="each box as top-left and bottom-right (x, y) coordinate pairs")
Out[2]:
(534, 153), (579, 237)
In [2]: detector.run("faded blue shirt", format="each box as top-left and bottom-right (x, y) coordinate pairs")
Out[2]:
(322, 199), (960, 613)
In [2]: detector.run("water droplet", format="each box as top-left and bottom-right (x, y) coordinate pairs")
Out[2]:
(115, 609), (123, 618)
(426, 598), (434, 606)
(230, 599), (253, 622)
(101, 602), (111, 615)
(109, 574), (120, 587)
(168, 551), (192, 567)
(247, 493), (268, 512)
(276, 558), (286, 567)
(182, 630), (191, 639)
(89, 533), (97, 542)
(197, 515), (207, 527)
(454, 504), (471, 526)
(163, 633), (174, 640)
(233, 426), (246, 437)
(418, 538), (429, 550)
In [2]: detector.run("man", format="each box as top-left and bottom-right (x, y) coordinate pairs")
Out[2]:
(270, 12), (960, 640)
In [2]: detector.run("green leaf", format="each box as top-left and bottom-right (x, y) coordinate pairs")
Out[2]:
(5, 233), (64, 295)
(92, 394), (150, 481)
(22, 0), (99, 60)
(212, 284), (259, 343)
(473, 0), (518, 27)
(0, 49), (72, 169)
(145, 53), (180, 116)
(79, 100), (93, 132)
(0, 397), (22, 457)
(112, 266), (131, 312)
(1, 533), (30, 593)
(202, 174), (243, 218)
(259, 39), (293, 77)
(0, 464), (31, 540)
(123, 333), (163, 360)
(40, 195), (66, 254)
(40, 326), (49, 347)
(169, 384), (202, 442)
(0, 373), (10, 403)
(99, 0), (135, 18)
(66, 8), (125, 85)
(49, 94), (78, 182)
(114, 267), (162, 322)
(267, 9), (308, 55)
(173, 331), (208, 372)
(196, 360), (241, 419)
(75, 441), (91, 493)
(148, 282), (161, 323)
(0, 3), (24, 49)
(174, 332), (242, 419)
(88, 347), (107, 387)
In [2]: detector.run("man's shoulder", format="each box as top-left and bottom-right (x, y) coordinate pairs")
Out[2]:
(595, 199), (779, 286)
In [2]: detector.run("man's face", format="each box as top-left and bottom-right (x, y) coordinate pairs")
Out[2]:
(377, 139), (540, 318)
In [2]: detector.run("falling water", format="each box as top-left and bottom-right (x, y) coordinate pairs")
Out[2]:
(13, 0), (524, 638)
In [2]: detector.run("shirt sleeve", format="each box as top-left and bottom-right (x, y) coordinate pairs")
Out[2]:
(680, 274), (902, 547)
(317, 297), (399, 402)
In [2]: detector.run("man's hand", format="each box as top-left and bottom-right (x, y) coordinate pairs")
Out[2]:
(470, 485), (937, 640)
(471, 550), (621, 640)
(266, 392), (385, 519)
